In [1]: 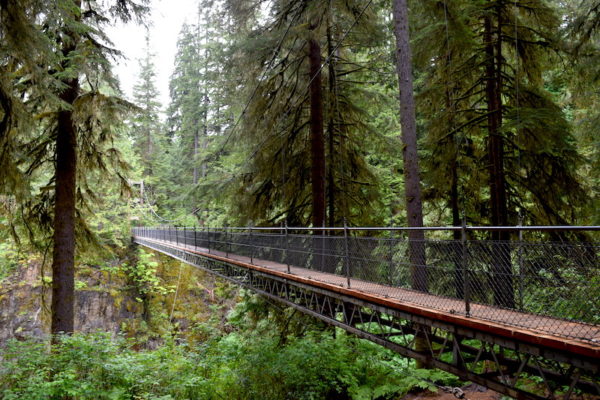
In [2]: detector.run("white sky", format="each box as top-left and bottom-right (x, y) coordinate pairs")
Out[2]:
(107, 0), (199, 109)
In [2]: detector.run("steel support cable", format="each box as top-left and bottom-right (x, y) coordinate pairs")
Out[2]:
(136, 189), (202, 224)
(169, 261), (185, 322)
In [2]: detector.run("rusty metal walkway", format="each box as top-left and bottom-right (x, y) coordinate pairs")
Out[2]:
(133, 227), (600, 400)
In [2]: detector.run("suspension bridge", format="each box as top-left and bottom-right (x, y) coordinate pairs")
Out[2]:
(132, 225), (599, 400)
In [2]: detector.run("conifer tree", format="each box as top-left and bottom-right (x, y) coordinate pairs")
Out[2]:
(221, 0), (384, 228)
(162, 1), (232, 222)
(131, 31), (161, 177)
(0, 0), (148, 336)
(413, 0), (588, 307)
(392, 0), (427, 292)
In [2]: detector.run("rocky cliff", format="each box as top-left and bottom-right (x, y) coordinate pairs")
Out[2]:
(0, 246), (237, 345)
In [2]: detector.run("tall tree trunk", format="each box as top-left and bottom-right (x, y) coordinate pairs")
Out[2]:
(193, 129), (199, 184)
(484, 5), (514, 308)
(451, 159), (464, 298)
(202, 93), (209, 178)
(308, 22), (326, 271)
(309, 36), (326, 230)
(392, 0), (427, 292)
(392, 0), (428, 368)
(326, 22), (336, 229)
(51, 0), (81, 338)
(323, 18), (338, 274)
(443, 35), (463, 298)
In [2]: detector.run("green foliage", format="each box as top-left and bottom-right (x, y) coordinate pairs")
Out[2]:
(0, 241), (20, 283)
(121, 248), (174, 299)
(0, 333), (211, 400)
(0, 328), (460, 400)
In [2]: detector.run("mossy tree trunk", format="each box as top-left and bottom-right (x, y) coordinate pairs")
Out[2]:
(51, 0), (81, 338)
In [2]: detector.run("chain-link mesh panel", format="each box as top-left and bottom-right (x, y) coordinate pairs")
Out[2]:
(133, 227), (600, 342)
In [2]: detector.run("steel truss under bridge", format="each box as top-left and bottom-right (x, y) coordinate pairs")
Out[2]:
(133, 226), (600, 400)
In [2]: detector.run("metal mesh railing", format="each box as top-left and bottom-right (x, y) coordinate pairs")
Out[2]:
(132, 226), (600, 342)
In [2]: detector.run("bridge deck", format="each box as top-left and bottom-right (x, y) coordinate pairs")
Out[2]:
(141, 238), (600, 359)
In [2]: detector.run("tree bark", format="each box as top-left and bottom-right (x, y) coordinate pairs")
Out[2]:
(392, 0), (429, 368)
(51, 0), (81, 338)
(309, 35), (326, 230)
(308, 21), (326, 271)
(193, 129), (199, 184)
(392, 0), (427, 292)
(484, 5), (514, 308)
(201, 93), (209, 178)
(323, 18), (338, 273)
(326, 21), (336, 229)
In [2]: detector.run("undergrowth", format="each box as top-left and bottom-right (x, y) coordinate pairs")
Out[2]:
(0, 329), (459, 400)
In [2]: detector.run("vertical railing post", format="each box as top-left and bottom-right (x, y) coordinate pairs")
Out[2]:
(228, 226), (233, 257)
(388, 229), (395, 286)
(344, 219), (350, 288)
(249, 226), (254, 264)
(321, 224), (326, 272)
(462, 219), (470, 317)
(207, 226), (211, 254)
(285, 222), (290, 273)
(225, 226), (229, 258)
(518, 216), (524, 311)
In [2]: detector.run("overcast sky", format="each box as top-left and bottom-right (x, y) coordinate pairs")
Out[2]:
(107, 0), (199, 109)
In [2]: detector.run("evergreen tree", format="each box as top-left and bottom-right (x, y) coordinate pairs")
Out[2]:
(162, 1), (232, 223)
(564, 0), (600, 225)
(0, 0), (148, 336)
(415, 0), (587, 229)
(392, 0), (426, 291)
(221, 0), (385, 227)
(131, 31), (161, 177)
(411, 0), (590, 307)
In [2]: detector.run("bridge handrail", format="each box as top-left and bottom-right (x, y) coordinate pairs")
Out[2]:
(162, 225), (600, 232)
(132, 225), (599, 343)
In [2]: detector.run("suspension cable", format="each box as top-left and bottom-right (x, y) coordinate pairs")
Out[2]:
(136, 188), (201, 224)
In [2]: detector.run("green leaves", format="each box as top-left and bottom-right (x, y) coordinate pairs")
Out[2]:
(0, 333), (211, 400)
(121, 248), (174, 298)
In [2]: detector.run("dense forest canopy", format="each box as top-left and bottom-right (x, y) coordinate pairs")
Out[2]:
(123, 0), (599, 230)
(0, 1), (598, 399)
(0, 0), (598, 335)
(2, 0), (597, 233)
